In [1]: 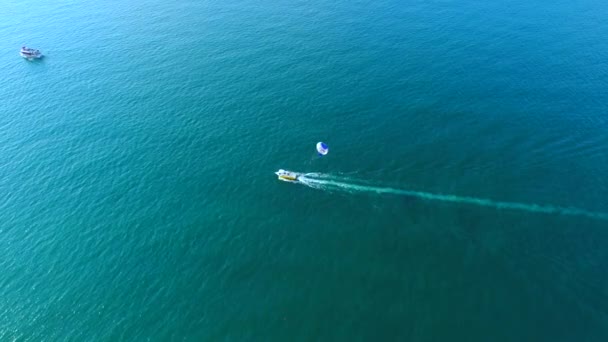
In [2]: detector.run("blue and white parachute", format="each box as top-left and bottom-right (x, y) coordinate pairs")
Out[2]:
(316, 142), (329, 156)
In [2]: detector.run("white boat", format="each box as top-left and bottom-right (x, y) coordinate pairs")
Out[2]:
(275, 169), (300, 182)
(20, 46), (43, 60)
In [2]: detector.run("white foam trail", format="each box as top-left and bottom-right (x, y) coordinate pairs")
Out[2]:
(298, 174), (608, 221)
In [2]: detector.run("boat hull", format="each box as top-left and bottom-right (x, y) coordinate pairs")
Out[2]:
(20, 51), (43, 59)
(275, 169), (299, 182)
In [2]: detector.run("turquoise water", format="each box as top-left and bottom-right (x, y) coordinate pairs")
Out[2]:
(2, 0), (608, 340)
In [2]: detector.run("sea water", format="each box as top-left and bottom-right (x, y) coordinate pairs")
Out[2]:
(1, 0), (608, 340)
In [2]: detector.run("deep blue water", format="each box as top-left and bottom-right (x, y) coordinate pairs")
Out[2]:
(1, 0), (608, 340)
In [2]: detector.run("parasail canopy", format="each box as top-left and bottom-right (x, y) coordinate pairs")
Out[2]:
(316, 142), (329, 155)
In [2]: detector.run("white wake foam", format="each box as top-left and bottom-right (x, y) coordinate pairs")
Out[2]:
(296, 173), (608, 221)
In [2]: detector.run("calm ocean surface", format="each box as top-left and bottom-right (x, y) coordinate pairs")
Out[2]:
(1, 0), (608, 340)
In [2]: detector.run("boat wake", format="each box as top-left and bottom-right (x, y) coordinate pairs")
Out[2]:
(296, 173), (608, 221)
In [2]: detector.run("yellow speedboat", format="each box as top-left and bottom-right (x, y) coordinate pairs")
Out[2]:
(275, 169), (299, 182)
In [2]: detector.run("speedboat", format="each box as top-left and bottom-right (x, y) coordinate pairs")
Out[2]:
(275, 169), (299, 182)
(20, 47), (43, 60)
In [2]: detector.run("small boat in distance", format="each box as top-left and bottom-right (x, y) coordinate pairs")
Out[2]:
(275, 169), (300, 182)
(20, 46), (43, 60)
